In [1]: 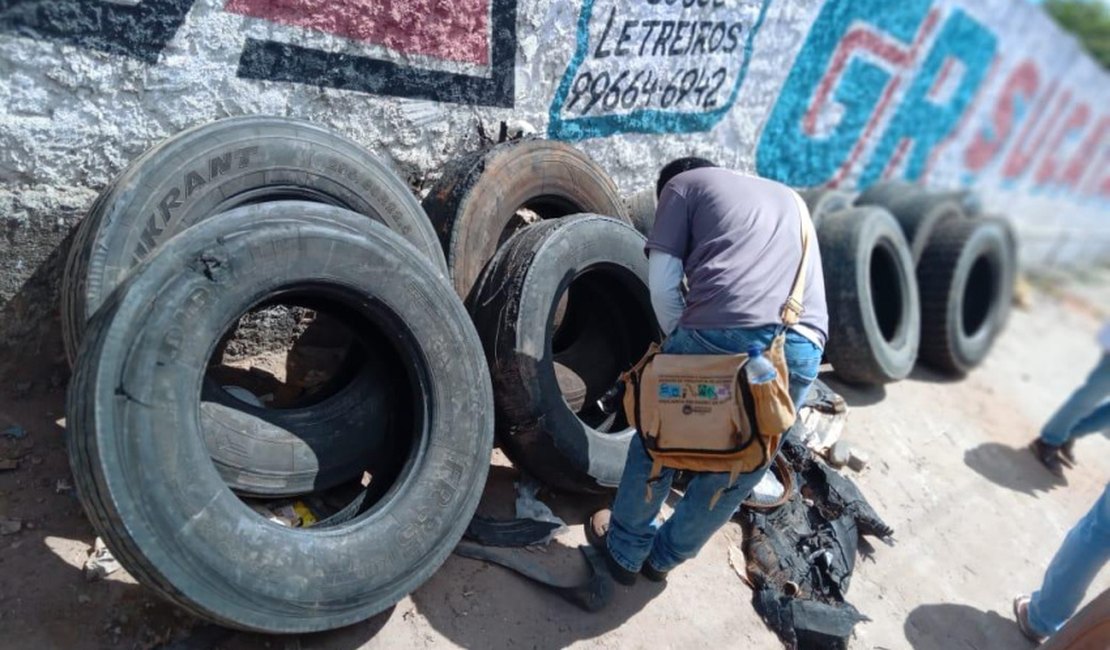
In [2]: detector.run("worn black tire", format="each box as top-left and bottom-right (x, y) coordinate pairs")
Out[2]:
(917, 218), (1014, 375)
(624, 188), (657, 237)
(856, 184), (965, 263)
(817, 207), (921, 384)
(854, 180), (916, 208)
(67, 202), (492, 633)
(198, 351), (394, 496)
(423, 139), (630, 301)
(62, 115), (446, 365)
(470, 215), (659, 493)
(796, 188), (853, 228)
(980, 216), (1018, 330)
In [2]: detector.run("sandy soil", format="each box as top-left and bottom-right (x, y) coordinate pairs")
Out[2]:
(0, 269), (1107, 650)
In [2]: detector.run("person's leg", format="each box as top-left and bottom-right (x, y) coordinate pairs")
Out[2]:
(1027, 484), (1110, 636)
(604, 327), (711, 573)
(605, 438), (674, 572)
(646, 465), (766, 571)
(1068, 401), (1110, 438)
(1040, 355), (1110, 447)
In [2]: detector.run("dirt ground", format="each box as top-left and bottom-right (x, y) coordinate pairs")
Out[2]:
(1, 267), (1107, 650)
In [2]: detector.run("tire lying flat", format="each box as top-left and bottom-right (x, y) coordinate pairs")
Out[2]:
(62, 116), (446, 496)
(818, 207), (921, 384)
(470, 215), (660, 493)
(422, 139), (630, 301)
(68, 202), (493, 633)
(917, 218), (1014, 375)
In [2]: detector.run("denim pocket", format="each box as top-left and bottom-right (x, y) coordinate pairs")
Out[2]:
(688, 329), (742, 355)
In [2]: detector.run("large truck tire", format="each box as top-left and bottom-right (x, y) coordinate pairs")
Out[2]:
(817, 207), (921, 384)
(917, 219), (1014, 375)
(67, 203), (493, 633)
(796, 188), (853, 227)
(624, 187), (658, 237)
(62, 115), (446, 364)
(856, 183), (965, 263)
(422, 139), (630, 301)
(61, 117), (446, 496)
(470, 215), (660, 493)
(198, 352), (394, 496)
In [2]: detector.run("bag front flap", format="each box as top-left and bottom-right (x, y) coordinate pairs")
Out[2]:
(643, 352), (751, 451)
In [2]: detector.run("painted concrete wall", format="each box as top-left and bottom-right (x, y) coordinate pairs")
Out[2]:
(1, 0), (1108, 351)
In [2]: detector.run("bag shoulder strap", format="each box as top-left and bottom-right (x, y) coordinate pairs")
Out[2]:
(780, 191), (816, 327)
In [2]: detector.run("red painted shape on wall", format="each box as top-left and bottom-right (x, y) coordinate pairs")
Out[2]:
(1062, 116), (1109, 189)
(225, 0), (490, 65)
(963, 60), (1038, 173)
(1035, 102), (1090, 186)
(1001, 83), (1065, 180)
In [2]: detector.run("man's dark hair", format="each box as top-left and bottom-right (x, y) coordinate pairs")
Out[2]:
(656, 157), (717, 198)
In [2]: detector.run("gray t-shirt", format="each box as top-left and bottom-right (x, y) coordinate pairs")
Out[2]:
(646, 168), (828, 345)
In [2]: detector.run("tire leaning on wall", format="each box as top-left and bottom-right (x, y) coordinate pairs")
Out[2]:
(917, 218), (1015, 375)
(817, 207), (921, 385)
(855, 182), (966, 264)
(60, 116), (447, 497)
(624, 187), (658, 237)
(422, 138), (630, 302)
(470, 215), (660, 494)
(796, 188), (854, 228)
(61, 115), (447, 363)
(68, 203), (493, 633)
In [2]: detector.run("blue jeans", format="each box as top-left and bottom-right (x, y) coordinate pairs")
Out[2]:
(607, 325), (823, 574)
(1039, 354), (1110, 447)
(1028, 484), (1110, 636)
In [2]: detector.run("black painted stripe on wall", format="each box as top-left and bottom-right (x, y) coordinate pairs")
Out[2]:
(235, 0), (517, 108)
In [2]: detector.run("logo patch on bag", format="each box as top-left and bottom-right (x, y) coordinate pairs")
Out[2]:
(659, 383), (681, 399)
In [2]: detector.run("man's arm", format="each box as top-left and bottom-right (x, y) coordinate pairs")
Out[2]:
(649, 251), (685, 335)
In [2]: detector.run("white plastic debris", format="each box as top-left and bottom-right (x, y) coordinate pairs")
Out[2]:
(826, 440), (852, 469)
(749, 469), (786, 505)
(798, 404), (847, 453)
(84, 537), (122, 581)
(222, 385), (265, 408)
(514, 475), (567, 543)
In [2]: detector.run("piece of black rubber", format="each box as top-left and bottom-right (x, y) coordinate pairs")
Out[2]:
(855, 183), (965, 263)
(62, 115), (446, 364)
(67, 202), (493, 633)
(422, 138), (630, 302)
(817, 207), (921, 384)
(917, 218), (1014, 375)
(470, 215), (660, 494)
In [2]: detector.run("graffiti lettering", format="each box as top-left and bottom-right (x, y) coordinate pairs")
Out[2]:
(548, 0), (771, 141)
(756, 0), (995, 189)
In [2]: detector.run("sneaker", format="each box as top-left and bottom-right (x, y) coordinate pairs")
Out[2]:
(1030, 440), (1064, 478)
(1059, 440), (1077, 468)
(640, 561), (669, 583)
(1013, 595), (1047, 643)
(585, 509), (637, 586)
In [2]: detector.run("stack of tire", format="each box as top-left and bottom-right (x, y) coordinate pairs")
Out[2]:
(802, 180), (1015, 385)
(422, 140), (661, 494)
(62, 118), (659, 632)
(62, 117), (496, 633)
